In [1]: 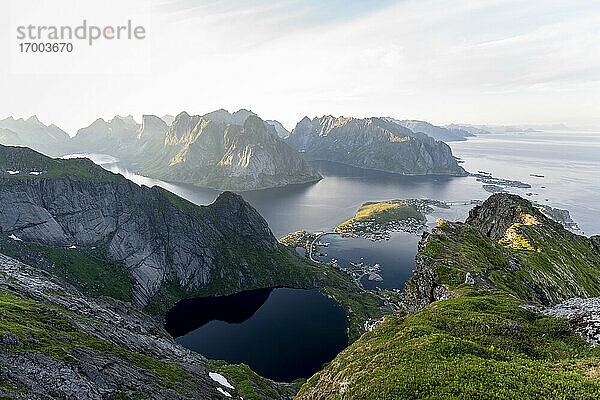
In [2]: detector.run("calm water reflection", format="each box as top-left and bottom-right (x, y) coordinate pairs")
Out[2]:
(165, 288), (348, 382)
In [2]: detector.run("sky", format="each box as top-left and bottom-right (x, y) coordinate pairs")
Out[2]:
(1, 0), (599, 134)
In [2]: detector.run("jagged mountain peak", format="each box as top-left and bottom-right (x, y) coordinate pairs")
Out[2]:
(137, 115), (168, 140)
(287, 114), (465, 176)
(161, 114), (175, 125)
(26, 115), (43, 125)
(466, 193), (557, 241)
(202, 108), (258, 125)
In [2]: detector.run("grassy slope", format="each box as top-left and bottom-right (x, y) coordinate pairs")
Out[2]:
(0, 276), (289, 399)
(298, 196), (600, 399)
(297, 288), (600, 400)
(0, 240), (133, 302)
(414, 219), (600, 304)
(0, 288), (189, 398)
(0, 145), (123, 183)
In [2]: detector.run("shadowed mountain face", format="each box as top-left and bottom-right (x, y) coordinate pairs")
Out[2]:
(165, 287), (274, 338)
(0, 116), (70, 156)
(266, 120), (291, 139)
(0, 145), (326, 312)
(286, 115), (467, 176)
(70, 115), (140, 156)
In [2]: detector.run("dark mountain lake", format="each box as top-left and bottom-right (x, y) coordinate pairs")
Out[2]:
(164, 288), (348, 382)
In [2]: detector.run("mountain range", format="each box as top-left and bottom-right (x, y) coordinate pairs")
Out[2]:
(286, 115), (467, 176)
(390, 118), (475, 142)
(0, 111), (479, 190)
(0, 116), (70, 156)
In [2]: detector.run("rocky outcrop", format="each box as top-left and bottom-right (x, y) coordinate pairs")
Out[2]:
(465, 193), (556, 240)
(0, 253), (294, 399)
(402, 194), (600, 314)
(286, 116), (466, 176)
(265, 120), (290, 139)
(0, 145), (317, 310)
(541, 297), (600, 346)
(401, 232), (453, 314)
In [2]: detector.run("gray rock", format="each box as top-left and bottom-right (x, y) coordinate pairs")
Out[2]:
(286, 116), (467, 176)
(0, 254), (293, 399)
(0, 145), (291, 310)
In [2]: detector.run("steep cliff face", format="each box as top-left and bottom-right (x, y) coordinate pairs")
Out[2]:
(70, 116), (139, 157)
(140, 113), (322, 190)
(265, 120), (290, 139)
(0, 253), (296, 400)
(62, 109), (321, 191)
(0, 145), (321, 311)
(286, 116), (466, 176)
(403, 193), (600, 313)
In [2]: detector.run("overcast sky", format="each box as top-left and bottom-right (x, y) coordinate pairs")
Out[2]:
(1, 0), (599, 134)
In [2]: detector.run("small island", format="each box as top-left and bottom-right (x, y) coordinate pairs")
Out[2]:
(334, 199), (449, 241)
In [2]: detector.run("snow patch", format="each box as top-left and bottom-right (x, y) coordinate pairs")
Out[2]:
(9, 234), (22, 242)
(69, 245), (77, 249)
(209, 372), (234, 389)
(217, 387), (231, 397)
(29, 171), (42, 175)
(6, 170), (19, 175)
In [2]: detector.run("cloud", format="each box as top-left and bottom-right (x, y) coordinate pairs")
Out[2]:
(0, 0), (599, 132)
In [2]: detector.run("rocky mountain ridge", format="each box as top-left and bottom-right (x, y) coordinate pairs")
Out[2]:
(0, 116), (70, 157)
(403, 194), (600, 313)
(286, 115), (467, 176)
(0, 145), (328, 313)
(390, 118), (475, 142)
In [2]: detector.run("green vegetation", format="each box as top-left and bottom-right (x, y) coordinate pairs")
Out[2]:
(278, 231), (318, 252)
(0, 288), (192, 396)
(0, 241), (133, 302)
(207, 360), (302, 400)
(146, 244), (355, 316)
(414, 217), (600, 304)
(336, 200), (424, 233)
(0, 145), (123, 183)
(351, 201), (424, 224)
(321, 286), (385, 342)
(297, 289), (600, 400)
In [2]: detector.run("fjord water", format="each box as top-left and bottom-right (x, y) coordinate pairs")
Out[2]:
(449, 130), (600, 236)
(77, 129), (600, 381)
